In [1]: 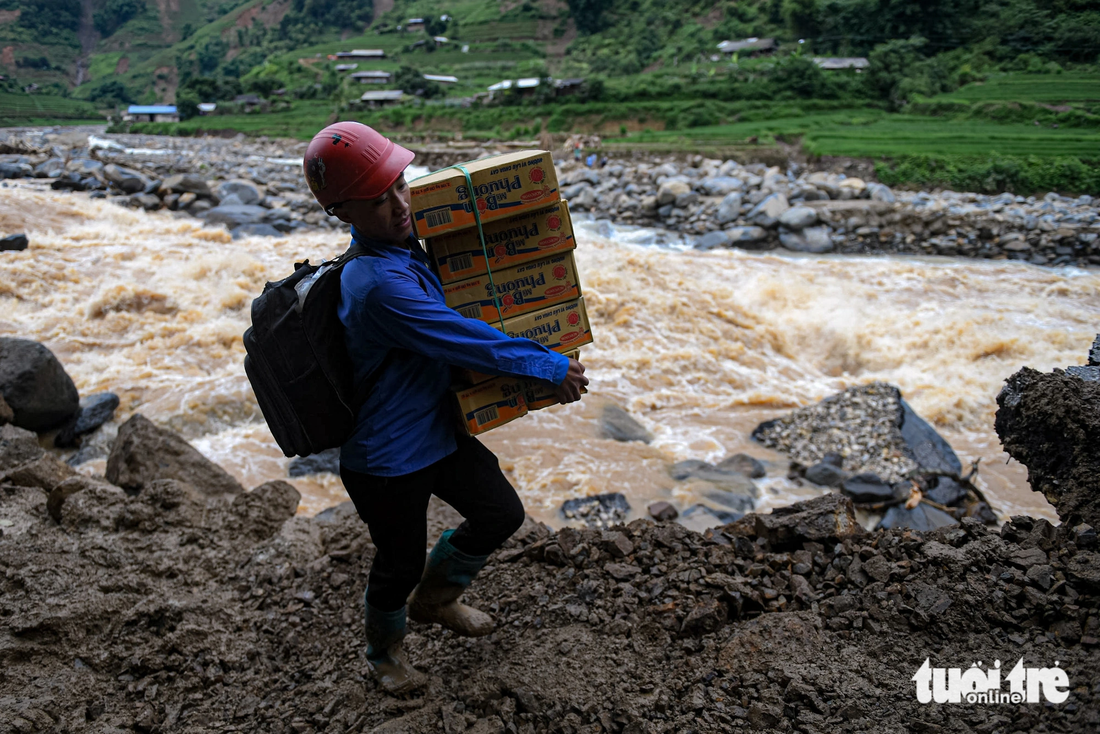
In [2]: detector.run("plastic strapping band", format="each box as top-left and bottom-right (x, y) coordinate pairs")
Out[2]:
(452, 162), (507, 331)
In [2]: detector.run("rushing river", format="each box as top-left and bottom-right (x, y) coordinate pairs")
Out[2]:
(2, 178), (1097, 528)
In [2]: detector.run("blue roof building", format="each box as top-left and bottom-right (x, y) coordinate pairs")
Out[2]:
(125, 105), (179, 122)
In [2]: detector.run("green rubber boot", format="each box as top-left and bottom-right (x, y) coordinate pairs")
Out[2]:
(408, 529), (494, 637)
(364, 599), (427, 695)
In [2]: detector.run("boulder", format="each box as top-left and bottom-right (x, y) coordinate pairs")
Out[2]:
(679, 503), (742, 530)
(747, 193), (789, 228)
(674, 190), (700, 208)
(215, 179), (263, 206)
(866, 182), (896, 203)
(129, 193), (161, 211)
(656, 180), (691, 206)
(102, 164), (150, 194)
(669, 460), (758, 505)
(230, 480), (301, 540)
(0, 423), (44, 473)
(561, 182), (591, 200)
(925, 476), (968, 506)
(700, 177), (744, 196)
(782, 226), (833, 254)
(697, 230), (732, 250)
(203, 204), (268, 228)
(288, 447), (340, 477)
(54, 392), (119, 448)
(106, 413), (244, 496)
(840, 473), (901, 503)
(66, 158), (104, 176)
(878, 503), (957, 531)
(778, 206), (818, 230)
(599, 404), (653, 443)
(995, 364), (1100, 527)
(0, 337), (80, 432)
(900, 399), (962, 476)
(231, 223), (284, 239)
(716, 453), (766, 478)
(803, 461), (849, 488)
(715, 193), (743, 224)
(648, 501), (678, 521)
(0, 161), (32, 178)
(726, 226), (769, 249)
(160, 174), (214, 198)
(33, 158), (65, 177)
(570, 186), (598, 210)
(1, 234), (29, 251)
(750, 493), (863, 550)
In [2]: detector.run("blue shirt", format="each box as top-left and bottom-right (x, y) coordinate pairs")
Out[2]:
(337, 227), (569, 476)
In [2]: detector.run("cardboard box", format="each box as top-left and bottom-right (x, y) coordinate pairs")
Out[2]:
(443, 252), (581, 325)
(453, 376), (528, 436)
(523, 350), (584, 411)
(410, 150), (560, 238)
(428, 200), (575, 284)
(499, 297), (592, 353)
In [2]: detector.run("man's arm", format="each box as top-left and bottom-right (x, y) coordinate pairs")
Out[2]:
(354, 272), (570, 384)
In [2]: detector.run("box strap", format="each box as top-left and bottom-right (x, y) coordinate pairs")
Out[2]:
(451, 162), (507, 331)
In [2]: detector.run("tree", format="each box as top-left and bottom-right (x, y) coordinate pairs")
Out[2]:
(866, 36), (927, 108)
(394, 65), (442, 98)
(93, 0), (146, 37)
(88, 80), (134, 108)
(771, 54), (828, 98)
(566, 0), (614, 35)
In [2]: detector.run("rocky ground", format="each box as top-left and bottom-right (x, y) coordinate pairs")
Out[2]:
(3, 355), (1100, 732)
(1, 129), (1098, 267)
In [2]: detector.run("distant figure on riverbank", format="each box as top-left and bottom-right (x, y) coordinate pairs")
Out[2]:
(300, 122), (588, 695)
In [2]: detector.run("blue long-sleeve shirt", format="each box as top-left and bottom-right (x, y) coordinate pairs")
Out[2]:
(337, 228), (569, 476)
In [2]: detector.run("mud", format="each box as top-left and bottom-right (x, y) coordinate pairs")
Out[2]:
(996, 367), (1100, 529)
(2, 474), (1099, 733)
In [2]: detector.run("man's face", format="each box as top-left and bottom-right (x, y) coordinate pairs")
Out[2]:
(331, 173), (413, 243)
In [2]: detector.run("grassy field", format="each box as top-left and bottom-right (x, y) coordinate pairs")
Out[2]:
(932, 73), (1100, 105)
(620, 113), (1100, 159)
(0, 93), (105, 126)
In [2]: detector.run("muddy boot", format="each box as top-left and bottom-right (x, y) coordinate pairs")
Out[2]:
(365, 600), (427, 695)
(407, 529), (494, 637)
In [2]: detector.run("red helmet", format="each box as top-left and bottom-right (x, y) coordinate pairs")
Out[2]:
(302, 122), (415, 211)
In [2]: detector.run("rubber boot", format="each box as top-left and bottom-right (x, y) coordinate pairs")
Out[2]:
(407, 529), (494, 637)
(364, 598), (427, 695)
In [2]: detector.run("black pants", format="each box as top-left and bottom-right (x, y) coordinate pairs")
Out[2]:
(340, 434), (526, 612)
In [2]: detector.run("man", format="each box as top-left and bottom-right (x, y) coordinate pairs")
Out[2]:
(302, 122), (589, 694)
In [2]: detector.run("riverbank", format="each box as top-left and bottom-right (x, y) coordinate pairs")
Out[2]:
(1, 129), (1097, 268)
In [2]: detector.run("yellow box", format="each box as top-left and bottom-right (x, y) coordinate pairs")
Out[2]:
(443, 252), (581, 325)
(410, 150), (560, 238)
(499, 297), (593, 353)
(428, 200), (576, 284)
(453, 376), (528, 436)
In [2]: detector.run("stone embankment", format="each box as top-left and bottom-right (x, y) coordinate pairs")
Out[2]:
(1, 130), (1098, 266)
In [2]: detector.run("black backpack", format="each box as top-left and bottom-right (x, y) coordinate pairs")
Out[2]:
(243, 243), (385, 458)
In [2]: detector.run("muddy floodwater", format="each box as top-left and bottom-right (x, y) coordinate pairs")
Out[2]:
(2, 182), (1098, 527)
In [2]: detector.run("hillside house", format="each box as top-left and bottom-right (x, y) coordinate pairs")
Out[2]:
(124, 105), (179, 122)
(233, 94), (267, 113)
(423, 74), (458, 84)
(487, 78), (540, 100)
(351, 70), (392, 84)
(554, 78), (585, 96)
(335, 63), (359, 72)
(716, 38), (777, 56)
(406, 18), (425, 31)
(360, 90), (405, 107)
(433, 36), (449, 46)
(813, 57), (870, 71)
(197, 103), (217, 115)
(335, 49), (385, 59)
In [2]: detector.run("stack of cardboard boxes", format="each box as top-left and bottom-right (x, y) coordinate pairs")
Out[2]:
(409, 150), (593, 436)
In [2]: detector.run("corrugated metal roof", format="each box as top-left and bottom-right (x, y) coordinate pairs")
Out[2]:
(423, 74), (458, 83)
(127, 105), (177, 114)
(716, 37), (776, 53)
(360, 90), (405, 101)
(813, 57), (870, 70)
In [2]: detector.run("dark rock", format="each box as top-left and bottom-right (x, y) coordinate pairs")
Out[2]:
(313, 499), (358, 524)
(1090, 335), (1100, 367)
(106, 414), (244, 496)
(752, 493), (863, 549)
(804, 461), (850, 487)
(1074, 523), (1097, 549)
(204, 205), (269, 228)
(561, 492), (630, 528)
(840, 473), (900, 503)
(669, 460), (757, 501)
(0, 161), (32, 178)
(822, 451), (844, 467)
(129, 193), (161, 211)
(0, 337), (80, 432)
(703, 489), (754, 513)
(680, 503), (742, 527)
(604, 562), (641, 581)
(878, 503), (957, 531)
(215, 180), (262, 206)
(648, 501), (678, 521)
(964, 501), (998, 524)
(51, 174), (86, 191)
(288, 447), (340, 477)
(54, 392), (120, 448)
(1066, 552), (1100, 592)
(160, 174), (213, 198)
(33, 158), (65, 177)
(599, 404), (653, 443)
(231, 223), (283, 239)
(102, 164), (150, 194)
(680, 598), (727, 636)
(925, 476), (968, 506)
(995, 366), (1100, 527)
(0, 234), (29, 251)
(66, 158), (103, 176)
(899, 399), (962, 476)
(1066, 365), (1100, 382)
(716, 453), (766, 478)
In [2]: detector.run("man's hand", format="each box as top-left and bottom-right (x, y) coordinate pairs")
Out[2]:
(553, 357), (589, 404)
